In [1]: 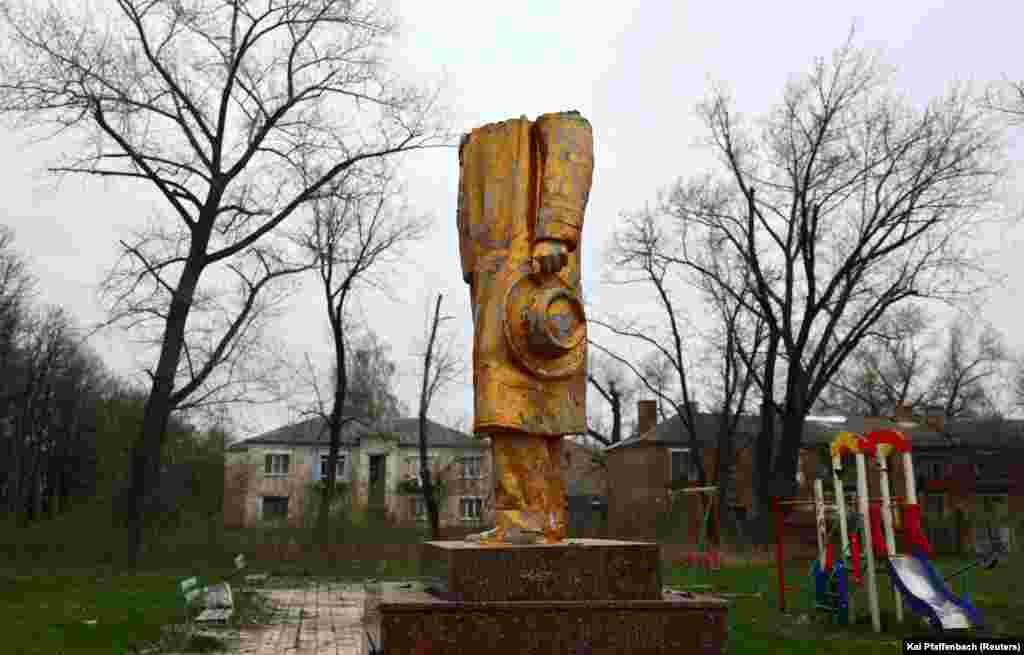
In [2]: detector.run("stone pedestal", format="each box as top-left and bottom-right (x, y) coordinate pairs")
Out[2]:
(422, 539), (661, 601)
(377, 539), (729, 655)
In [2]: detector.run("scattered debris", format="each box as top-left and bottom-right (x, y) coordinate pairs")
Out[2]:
(196, 582), (234, 624)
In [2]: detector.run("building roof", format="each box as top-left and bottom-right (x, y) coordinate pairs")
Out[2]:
(604, 412), (763, 452)
(227, 416), (486, 451)
(800, 416), (951, 448)
(605, 411), (1024, 453)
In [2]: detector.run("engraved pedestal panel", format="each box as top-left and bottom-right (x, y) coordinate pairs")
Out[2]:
(421, 539), (661, 602)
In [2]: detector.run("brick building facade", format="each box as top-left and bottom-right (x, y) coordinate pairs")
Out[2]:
(606, 401), (1024, 554)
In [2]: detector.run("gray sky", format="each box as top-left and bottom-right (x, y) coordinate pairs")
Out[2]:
(2, 1), (1022, 441)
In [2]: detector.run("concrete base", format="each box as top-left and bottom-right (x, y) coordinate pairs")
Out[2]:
(421, 539), (662, 602)
(377, 588), (729, 655)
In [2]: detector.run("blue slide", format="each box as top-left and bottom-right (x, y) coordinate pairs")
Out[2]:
(885, 549), (984, 630)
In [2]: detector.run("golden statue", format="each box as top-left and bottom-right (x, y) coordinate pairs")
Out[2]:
(456, 111), (593, 544)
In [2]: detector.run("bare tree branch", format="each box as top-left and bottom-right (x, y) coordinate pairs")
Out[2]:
(0, 0), (452, 563)
(626, 29), (1010, 524)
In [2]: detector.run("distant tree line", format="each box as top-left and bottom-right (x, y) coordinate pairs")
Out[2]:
(0, 226), (227, 540)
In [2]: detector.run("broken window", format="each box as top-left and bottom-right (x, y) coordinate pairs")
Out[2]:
(264, 453), (290, 477)
(261, 496), (289, 520)
(670, 449), (695, 482)
(460, 497), (482, 520)
(461, 456), (482, 480)
(320, 453), (346, 482)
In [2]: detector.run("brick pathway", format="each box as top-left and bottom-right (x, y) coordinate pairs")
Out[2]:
(190, 582), (378, 655)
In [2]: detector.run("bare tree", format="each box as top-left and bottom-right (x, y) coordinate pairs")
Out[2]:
(599, 207), (707, 483)
(6, 306), (77, 523)
(417, 294), (464, 539)
(815, 304), (934, 416)
(0, 226), (35, 366)
(637, 351), (676, 427)
(0, 0), (450, 563)
(292, 161), (427, 546)
(0, 226), (35, 517)
(1015, 357), (1024, 412)
(695, 228), (765, 532)
(927, 316), (1009, 419)
(345, 329), (407, 420)
(984, 77), (1024, 124)
(586, 349), (637, 446)
(652, 31), (1007, 522)
(1, 299), (108, 526)
(817, 310), (1009, 420)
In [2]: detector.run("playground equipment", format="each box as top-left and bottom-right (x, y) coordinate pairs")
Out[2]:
(669, 485), (722, 591)
(669, 484), (767, 600)
(674, 486), (721, 569)
(775, 428), (994, 633)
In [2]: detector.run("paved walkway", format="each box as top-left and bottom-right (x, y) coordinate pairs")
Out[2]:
(190, 582), (379, 655)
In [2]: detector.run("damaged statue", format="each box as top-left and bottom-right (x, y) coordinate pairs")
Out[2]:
(455, 110), (594, 544)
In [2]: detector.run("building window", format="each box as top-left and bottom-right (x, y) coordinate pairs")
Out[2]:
(320, 453), (346, 482)
(460, 497), (482, 520)
(461, 456), (482, 480)
(261, 496), (289, 521)
(413, 496), (428, 520)
(924, 493), (945, 517)
(670, 449), (695, 482)
(265, 453), (290, 477)
(919, 458), (950, 481)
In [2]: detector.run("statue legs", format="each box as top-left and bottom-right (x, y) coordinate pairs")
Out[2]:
(470, 431), (567, 544)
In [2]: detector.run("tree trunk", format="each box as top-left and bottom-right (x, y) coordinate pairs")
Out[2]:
(419, 294), (445, 541)
(680, 410), (708, 485)
(8, 421), (22, 520)
(22, 444), (40, 526)
(316, 377), (347, 546)
(316, 289), (351, 547)
(610, 387), (622, 444)
(751, 333), (779, 542)
(754, 403), (775, 516)
(30, 448), (43, 522)
(126, 256), (204, 566)
(418, 420), (441, 540)
(774, 369), (810, 504)
(716, 414), (738, 544)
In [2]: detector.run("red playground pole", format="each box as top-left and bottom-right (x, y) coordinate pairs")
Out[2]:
(775, 496), (785, 612)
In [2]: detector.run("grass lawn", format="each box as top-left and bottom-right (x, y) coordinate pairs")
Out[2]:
(0, 551), (436, 655)
(2, 536), (1020, 654)
(664, 551), (1024, 654)
(0, 566), (282, 655)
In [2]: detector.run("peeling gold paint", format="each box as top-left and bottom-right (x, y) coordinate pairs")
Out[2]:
(457, 111), (594, 543)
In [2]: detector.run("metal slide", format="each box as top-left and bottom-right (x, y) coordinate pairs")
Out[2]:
(885, 551), (984, 630)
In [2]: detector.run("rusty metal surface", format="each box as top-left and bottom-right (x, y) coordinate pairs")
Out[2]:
(456, 111), (594, 544)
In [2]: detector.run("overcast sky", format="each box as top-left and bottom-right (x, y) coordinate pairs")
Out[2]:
(2, 1), (1022, 441)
